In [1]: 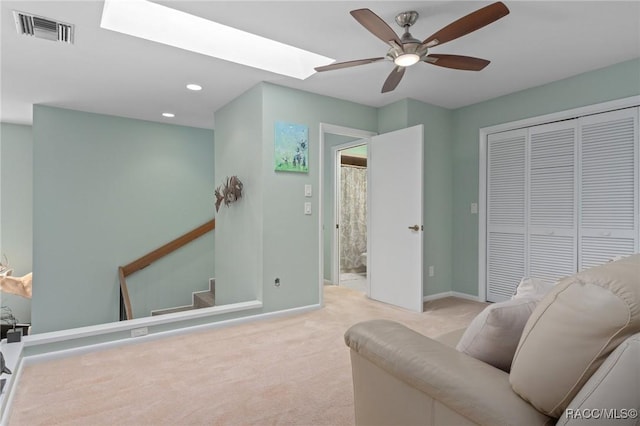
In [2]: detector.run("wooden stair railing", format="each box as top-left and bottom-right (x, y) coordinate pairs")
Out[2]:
(118, 219), (215, 320)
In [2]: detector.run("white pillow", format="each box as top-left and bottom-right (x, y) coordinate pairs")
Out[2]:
(512, 277), (554, 301)
(456, 298), (538, 372)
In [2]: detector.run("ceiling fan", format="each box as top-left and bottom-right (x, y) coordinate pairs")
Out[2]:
(315, 2), (510, 93)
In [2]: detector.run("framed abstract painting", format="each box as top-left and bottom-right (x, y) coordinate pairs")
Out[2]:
(274, 121), (309, 173)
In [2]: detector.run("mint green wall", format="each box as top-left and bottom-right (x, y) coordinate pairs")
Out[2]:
(215, 82), (377, 312)
(261, 83), (377, 311)
(342, 145), (367, 157)
(407, 99), (454, 296)
(32, 106), (215, 332)
(0, 123), (33, 323)
(214, 85), (264, 305)
(377, 100), (409, 134)
(452, 58), (640, 296)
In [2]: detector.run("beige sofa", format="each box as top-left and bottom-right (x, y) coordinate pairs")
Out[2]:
(345, 255), (639, 425)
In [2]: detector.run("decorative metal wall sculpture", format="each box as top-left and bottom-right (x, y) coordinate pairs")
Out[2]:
(215, 176), (244, 212)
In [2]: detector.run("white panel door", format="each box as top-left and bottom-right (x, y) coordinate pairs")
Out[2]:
(487, 129), (527, 302)
(368, 125), (423, 312)
(579, 107), (639, 269)
(528, 121), (578, 283)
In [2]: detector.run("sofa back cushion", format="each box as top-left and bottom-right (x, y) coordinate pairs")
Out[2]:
(509, 254), (640, 418)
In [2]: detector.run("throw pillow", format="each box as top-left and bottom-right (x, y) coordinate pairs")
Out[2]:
(510, 254), (640, 418)
(456, 298), (538, 372)
(512, 277), (554, 301)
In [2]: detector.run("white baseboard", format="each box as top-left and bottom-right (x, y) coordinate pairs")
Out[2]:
(423, 291), (481, 302)
(25, 300), (262, 348)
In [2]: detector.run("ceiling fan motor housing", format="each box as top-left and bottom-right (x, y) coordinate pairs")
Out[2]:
(387, 11), (428, 65)
(395, 11), (419, 28)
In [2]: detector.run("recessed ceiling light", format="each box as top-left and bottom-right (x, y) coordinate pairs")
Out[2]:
(100, 0), (334, 80)
(186, 84), (202, 91)
(162, 112), (175, 118)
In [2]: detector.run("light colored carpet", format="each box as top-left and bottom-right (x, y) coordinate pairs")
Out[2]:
(9, 285), (486, 426)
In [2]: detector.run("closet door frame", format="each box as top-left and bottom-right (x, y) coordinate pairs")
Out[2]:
(478, 95), (639, 302)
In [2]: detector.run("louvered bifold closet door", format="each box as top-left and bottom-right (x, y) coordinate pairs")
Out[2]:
(579, 107), (639, 270)
(528, 121), (578, 283)
(487, 129), (527, 302)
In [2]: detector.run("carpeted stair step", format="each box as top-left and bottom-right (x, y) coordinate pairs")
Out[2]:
(194, 290), (215, 308)
(151, 278), (215, 316)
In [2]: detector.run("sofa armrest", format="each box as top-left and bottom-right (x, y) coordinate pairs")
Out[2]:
(434, 327), (466, 347)
(345, 319), (553, 426)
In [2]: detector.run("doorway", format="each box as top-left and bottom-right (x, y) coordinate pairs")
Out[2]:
(319, 124), (376, 306)
(318, 123), (424, 312)
(336, 144), (368, 293)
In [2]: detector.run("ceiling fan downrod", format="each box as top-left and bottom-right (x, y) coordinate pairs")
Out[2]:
(391, 11), (425, 66)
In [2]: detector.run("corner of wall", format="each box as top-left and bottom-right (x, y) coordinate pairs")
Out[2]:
(377, 99), (410, 134)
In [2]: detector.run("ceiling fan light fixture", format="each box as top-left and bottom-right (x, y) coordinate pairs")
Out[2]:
(394, 53), (420, 67)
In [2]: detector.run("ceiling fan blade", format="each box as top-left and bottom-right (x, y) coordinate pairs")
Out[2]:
(425, 54), (490, 71)
(315, 57), (386, 72)
(381, 66), (406, 93)
(351, 9), (403, 47)
(422, 2), (509, 47)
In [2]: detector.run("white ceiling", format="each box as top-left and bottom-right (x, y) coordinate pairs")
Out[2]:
(1, 1), (639, 130)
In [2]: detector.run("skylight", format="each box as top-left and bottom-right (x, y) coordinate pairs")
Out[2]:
(100, 0), (334, 80)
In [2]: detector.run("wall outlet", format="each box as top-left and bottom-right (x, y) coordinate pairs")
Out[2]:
(470, 203), (478, 214)
(131, 327), (148, 338)
(428, 266), (435, 277)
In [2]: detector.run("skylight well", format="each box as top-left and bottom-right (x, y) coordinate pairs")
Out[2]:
(100, 0), (334, 79)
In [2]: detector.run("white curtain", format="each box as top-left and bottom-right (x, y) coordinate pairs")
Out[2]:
(340, 165), (367, 272)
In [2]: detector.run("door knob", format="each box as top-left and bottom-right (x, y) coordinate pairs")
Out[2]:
(408, 225), (420, 231)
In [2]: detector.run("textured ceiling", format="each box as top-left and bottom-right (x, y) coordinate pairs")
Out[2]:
(1, 1), (639, 129)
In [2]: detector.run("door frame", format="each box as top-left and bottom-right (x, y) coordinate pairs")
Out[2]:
(318, 123), (377, 307)
(332, 139), (369, 288)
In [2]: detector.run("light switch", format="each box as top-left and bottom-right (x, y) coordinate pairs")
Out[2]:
(304, 202), (312, 215)
(470, 203), (478, 214)
(304, 184), (312, 197)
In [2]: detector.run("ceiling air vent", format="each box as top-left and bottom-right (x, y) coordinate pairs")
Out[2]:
(13, 11), (74, 44)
